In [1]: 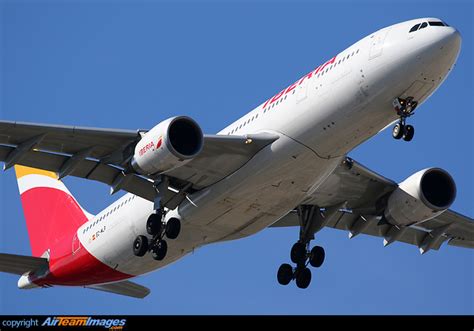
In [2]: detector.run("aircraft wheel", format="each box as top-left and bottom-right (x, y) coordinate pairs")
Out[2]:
(403, 125), (415, 141)
(133, 235), (148, 257)
(290, 242), (307, 264)
(146, 212), (163, 236)
(165, 218), (181, 240)
(277, 263), (293, 285)
(392, 123), (404, 139)
(295, 267), (312, 289)
(309, 246), (325, 268)
(151, 240), (168, 261)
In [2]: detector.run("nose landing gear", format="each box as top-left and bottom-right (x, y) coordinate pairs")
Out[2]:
(392, 97), (417, 142)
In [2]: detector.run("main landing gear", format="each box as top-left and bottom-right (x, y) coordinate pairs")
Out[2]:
(392, 96), (418, 142)
(277, 205), (327, 289)
(132, 207), (181, 261)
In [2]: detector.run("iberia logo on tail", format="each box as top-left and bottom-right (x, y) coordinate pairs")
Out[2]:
(14, 165), (92, 257)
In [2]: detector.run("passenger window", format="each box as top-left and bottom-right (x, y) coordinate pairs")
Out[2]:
(409, 23), (420, 32)
(419, 22), (428, 29)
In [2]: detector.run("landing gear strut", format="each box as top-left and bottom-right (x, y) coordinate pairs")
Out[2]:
(392, 97), (418, 142)
(277, 205), (328, 289)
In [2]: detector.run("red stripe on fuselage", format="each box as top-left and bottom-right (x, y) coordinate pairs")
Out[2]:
(21, 187), (131, 286)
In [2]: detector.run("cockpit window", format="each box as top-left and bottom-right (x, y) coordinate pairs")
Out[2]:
(419, 22), (428, 29)
(409, 23), (421, 33)
(429, 21), (445, 27)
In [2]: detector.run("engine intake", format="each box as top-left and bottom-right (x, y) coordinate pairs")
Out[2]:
(420, 169), (456, 210)
(167, 117), (203, 159)
(384, 168), (456, 226)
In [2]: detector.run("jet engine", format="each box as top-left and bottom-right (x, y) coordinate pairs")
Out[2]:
(384, 168), (456, 226)
(131, 116), (203, 175)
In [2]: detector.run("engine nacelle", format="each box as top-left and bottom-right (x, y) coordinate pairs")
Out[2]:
(131, 116), (203, 175)
(384, 168), (456, 226)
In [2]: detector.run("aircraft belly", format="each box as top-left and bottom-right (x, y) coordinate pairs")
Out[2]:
(177, 134), (340, 243)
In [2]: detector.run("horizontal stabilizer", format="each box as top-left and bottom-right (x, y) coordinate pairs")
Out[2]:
(86, 280), (150, 299)
(0, 253), (48, 275)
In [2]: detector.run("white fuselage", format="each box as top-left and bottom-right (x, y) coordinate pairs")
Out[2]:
(76, 18), (461, 278)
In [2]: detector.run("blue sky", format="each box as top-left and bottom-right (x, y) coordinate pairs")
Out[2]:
(0, 0), (472, 315)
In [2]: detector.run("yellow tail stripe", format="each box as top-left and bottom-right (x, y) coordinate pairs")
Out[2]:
(14, 165), (58, 180)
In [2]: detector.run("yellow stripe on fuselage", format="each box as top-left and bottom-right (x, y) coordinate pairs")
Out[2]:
(14, 165), (58, 180)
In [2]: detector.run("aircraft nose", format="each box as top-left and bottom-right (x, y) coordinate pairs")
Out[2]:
(436, 26), (462, 67)
(443, 27), (462, 52)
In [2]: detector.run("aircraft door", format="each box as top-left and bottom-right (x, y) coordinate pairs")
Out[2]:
(296, 78), (309, 103)
(369, 28), (390, 60)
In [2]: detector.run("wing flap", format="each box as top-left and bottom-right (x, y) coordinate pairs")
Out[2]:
(448, 238), (474, 249)
(0, 253), (49, 275)
(86, 280), (150, 298)
(271, 210), (445, 250)
(0, 146), (156, 201)
(0, 121), (139, 161)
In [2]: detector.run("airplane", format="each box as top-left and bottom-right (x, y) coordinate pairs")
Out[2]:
(0, 17), (472, 299)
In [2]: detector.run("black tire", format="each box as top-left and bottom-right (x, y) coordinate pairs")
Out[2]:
(133, 235), (148, 257)
(277, 263), (293, 285)
(151, 240), (168, 261)
(392, 123), (404, 140)
(290, 242), (307, 264)
(403, 125), (415, 142)
(295, 267), (312, 289)
(146, 213), (163, 236)
(165, 218), (181, 240)
(309, 246), (325, 268)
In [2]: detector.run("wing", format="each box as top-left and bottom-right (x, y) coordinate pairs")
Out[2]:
(271, 157), (474, 253)
(0, 121), (278, 202)
(85, 280), (150, 299)
(0, 253), (49, 275)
